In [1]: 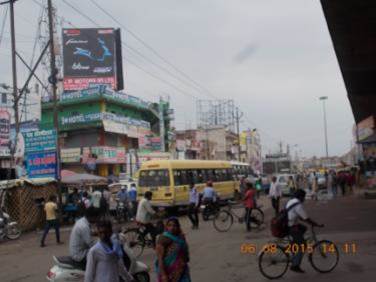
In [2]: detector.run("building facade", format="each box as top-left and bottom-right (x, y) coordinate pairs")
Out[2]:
(40, 86), (171, 177)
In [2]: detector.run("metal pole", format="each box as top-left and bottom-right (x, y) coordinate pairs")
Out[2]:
(159, 97), (166, 152)
(9, 0), (18, 141)
(320, 97), (329, 157)
(47, 0), (62, 214)
(236, 108), (241, 161)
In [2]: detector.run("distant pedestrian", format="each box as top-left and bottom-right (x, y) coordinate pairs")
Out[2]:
(40, 195), (62, 247)
(243, 182), (256, 232)
(128, 183), (138, 220)
(255, 177), (262, 199)
(287, 176), (296, 195)
(339, 172), (346, 196)
(156, 217), (191, 282)
(332, 172), (338, 197)
(187, 183), (200, 229)
(311, 172), (318, 200)
(84, 220), (134, 282)
(269, 176), (281, 216)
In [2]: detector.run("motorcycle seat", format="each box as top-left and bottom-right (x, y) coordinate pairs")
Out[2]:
(54, 256), (85, 270)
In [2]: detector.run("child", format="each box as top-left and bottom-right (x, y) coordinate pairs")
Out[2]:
(84, 220), (134, 282)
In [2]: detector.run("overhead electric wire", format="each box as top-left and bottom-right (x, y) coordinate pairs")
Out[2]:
(60, 0), (201, 101)
(89, 0), (218, 99)
(35, 0), (289, 150)
(63, 0), (210, 98)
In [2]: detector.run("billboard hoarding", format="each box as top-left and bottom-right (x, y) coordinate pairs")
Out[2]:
(62, 28), (123, 91)
(26, 151), (57, 179)
(24, 130), (57, 153)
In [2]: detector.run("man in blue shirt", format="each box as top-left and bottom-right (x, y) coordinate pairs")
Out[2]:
(117, 185), (128, 203)
(188, 183), (200, 229)
(127, 183), (138, 220)
(202, 181), (216, 203)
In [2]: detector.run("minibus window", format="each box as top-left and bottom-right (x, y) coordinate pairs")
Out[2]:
(139, 170), (170, 186)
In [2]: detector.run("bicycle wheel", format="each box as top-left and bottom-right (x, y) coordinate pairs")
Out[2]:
(251, 208), (264, 228)
(213, 210), (233, 232)
(309, 240), (339, 273)
(258, 244), (289, 280)
(122, 229), (145, 258)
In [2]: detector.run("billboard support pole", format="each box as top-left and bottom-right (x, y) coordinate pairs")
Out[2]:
(47, 0), (62, 216)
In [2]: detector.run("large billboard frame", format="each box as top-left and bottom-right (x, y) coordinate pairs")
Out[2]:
(62, 28), (123, 91)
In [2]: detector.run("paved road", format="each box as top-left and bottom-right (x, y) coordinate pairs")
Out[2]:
(1, 192), (375, 282)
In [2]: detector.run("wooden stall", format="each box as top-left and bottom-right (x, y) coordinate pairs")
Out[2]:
(0, 178), (57, 231)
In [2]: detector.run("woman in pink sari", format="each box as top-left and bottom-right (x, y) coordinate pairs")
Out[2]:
(155, 217), (191, 282)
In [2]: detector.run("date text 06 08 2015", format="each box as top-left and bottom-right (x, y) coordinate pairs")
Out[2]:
(240, 242), (357, 255)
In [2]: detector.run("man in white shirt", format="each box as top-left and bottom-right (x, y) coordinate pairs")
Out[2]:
(136, 191), (157, 246)
(269, 176), (281, 216)
(286, 189), (322, 273)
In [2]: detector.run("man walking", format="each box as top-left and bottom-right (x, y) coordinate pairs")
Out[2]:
(269, 176), (281, 216)
(40, 195), (62, 247)
(187, 183), (200, 229)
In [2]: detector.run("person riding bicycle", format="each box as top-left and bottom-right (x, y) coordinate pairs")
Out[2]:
(136, 191), (157, 247)
(202, 181), (218, 214)
(117, 185), (129, 220)
(287, 189), (322, 273)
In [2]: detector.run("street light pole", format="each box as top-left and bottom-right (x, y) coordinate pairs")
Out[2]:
(319, 96), (329, 157)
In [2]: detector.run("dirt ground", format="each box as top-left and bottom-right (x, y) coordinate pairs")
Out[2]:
(1, 191), (376, 282)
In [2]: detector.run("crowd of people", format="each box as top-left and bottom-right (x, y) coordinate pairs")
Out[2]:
(36, 168), (359, 281)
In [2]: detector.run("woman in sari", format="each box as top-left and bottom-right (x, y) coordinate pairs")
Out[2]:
(156, 217), (191, 282)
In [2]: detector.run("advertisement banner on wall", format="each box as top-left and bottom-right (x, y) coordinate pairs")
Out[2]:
(26, 151), (57, 179)
(82, 146), (125, 164)
(62, 28), (123, 91)
(23, 130), (57, 153)
(0, 109), (10, 156)
(61, 148), (81, 163)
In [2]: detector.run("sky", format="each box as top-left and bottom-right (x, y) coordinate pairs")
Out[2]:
(0, 0), (355, 158)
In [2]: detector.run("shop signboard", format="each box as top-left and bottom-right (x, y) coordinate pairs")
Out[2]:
(103, 120), (128, 135)
(87, 146), (125, 164)
(24, 129), (56, 153)
(0, 109), (10, 156)
(60, 85), (103, 101)
(26, 151), (57, 179)
(357, 115), (375, 141)
(61, 148), (81, 163)
(62, 28), (123, 91)
(150, 137), (162, 151)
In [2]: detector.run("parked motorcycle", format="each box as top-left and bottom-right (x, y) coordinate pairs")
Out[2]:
(46, 234), (150, 282)
(0, 211), (21, 241)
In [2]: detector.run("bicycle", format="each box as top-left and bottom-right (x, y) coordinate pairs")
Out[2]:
(258, 225), (339, 279)
(121, 212), (166, 258)
(213, 201), (264, 232)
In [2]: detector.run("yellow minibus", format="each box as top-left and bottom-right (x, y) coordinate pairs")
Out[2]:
(137, 160), (237, 208)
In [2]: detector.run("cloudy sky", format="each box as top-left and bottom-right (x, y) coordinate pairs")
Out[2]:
(0, 0), (355, 158)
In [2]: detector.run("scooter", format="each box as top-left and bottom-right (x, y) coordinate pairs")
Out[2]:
(0, 211), (21, 241)
(46, 234), (150, 282)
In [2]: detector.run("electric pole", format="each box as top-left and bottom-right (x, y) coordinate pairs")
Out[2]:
(235, 107), (243, 161)
(47, 0), (62, 213)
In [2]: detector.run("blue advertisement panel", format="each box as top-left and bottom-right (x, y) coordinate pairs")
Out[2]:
(24, 130), (57, 153)
(26, 151), (57, 179)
